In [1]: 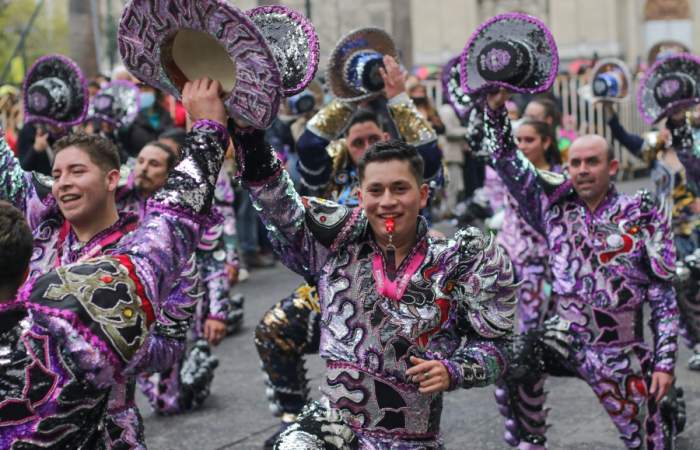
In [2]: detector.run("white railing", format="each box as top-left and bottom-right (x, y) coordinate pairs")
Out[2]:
(422, 75), (651, 177)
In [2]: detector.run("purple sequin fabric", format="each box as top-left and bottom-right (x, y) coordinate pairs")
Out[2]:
(239, 130), (516, 448)
(118, 0), (282, 128)
(0, 123), (227, 447)
(482, 106), (680, 448)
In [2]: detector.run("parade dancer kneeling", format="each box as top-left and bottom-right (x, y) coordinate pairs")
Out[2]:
(231, 112), (515, 448)
(485, 85), (682, 450)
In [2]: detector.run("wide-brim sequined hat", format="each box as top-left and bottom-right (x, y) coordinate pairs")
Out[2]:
(647, 40), (690, 66)
(579, 58), (632, 103)
(23, 54), (88, 127)
(246, 5), (319, 97)
(327, 27), (398, 102)
(459, 12), (559, 95)
(118, 0), (282, 128)
(441, 56), (474, 120)
(88, 80), (140, 129)
(637, 53), (700, 124)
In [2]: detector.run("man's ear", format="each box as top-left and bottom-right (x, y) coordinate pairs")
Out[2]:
(106, 168), (121, 192)
(382, 132), (390, 141)
(358, 189), (364, 208)
(608, 159), (619, 177)
(419, 183), (429, 209)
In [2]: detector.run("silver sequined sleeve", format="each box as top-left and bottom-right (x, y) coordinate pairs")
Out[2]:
(440, 228), (517, 389)
(0, 127), (46, 226)
(120, 120), (228, 316)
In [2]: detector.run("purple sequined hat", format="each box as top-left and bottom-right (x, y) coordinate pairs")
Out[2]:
(247, 5), (319, 97)
(637, 53), (700, 124)
(327, 27), (398, 102)
(118, 0), (282, 129)
(441, 56), (474, 120)
(88, 80), (140, 128)
(460, 13), (559, 95)
(23, 54), (88, 128)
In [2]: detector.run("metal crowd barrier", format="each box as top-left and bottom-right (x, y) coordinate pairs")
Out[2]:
(422, 75), (651, 178)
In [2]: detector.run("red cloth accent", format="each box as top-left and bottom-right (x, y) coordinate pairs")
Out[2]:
(113, 254), (156, 326)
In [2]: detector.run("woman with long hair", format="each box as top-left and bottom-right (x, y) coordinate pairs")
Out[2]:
(485, 118), (561, 332)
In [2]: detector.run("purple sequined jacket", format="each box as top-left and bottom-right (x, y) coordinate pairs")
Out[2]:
(484, 107), (679, 374)
(236, 128), (516, 444)
(0, 122), (228, 448)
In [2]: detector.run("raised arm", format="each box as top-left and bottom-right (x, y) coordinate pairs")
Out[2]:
(0, 127), (52, 227)
(25, 79), (230, 382)
(234, 127), (363, 278)
(482, 98), (558, 234)
(668, 115), (700, 185)
(297, 99), (355, 190)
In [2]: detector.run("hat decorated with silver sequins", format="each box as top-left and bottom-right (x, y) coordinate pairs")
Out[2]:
(637, 53), (700, 124)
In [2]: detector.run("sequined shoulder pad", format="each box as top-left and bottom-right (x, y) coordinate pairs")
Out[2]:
(302, 196), (360, 248)
(28, 256), (155, 365)
(31, 172), (54, 200)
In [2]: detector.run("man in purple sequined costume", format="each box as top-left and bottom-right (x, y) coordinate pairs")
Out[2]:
(484, 92), (682, 449)
(255, 55), (444, 447)
(0, 79), (230, 449)
(118, 142), (241, 414)
(229, 94), (516, 448)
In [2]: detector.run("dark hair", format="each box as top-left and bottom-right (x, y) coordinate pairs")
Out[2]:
(159, 127), (186, 151)
(53, 132), (120, 172)
(344, 109), (382, 136)
(529, 97), (561, 127)
(0, 201), (33, 291)
(88, 80), (100, 89)
(358, 139), (424, 185)
(140, 141), (179, 171)
(518, 118), (562, 167)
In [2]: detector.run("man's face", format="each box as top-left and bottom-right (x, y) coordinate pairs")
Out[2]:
(359, 159), (428, 245)
(346, 121), (389, 165)
(524, 102), (547, 124)
(568, 136), (618, 204)
(52, 146), (119, 226)
(134, 144), (170, 195)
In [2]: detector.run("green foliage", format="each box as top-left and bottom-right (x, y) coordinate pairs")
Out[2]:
(0, 0), (69, 85)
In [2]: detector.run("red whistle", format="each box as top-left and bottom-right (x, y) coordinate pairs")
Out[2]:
(385, 217), (395, 233)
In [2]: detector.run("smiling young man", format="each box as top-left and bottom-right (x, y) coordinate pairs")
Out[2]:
(231, 107), (515, 448)
(0, 77), (230, 449)
(483, 92), (683, 449)
(255, 55), (445, 448)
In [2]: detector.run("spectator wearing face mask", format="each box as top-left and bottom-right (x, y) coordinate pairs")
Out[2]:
(121, 85), (174, 157)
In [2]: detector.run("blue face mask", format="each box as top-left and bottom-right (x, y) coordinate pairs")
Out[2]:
(139, 92), (155, 110)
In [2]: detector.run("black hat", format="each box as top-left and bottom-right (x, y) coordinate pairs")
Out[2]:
(637, 53), (700, 124)
(23, 54), (88, 127)
(460, 13), (559, 95)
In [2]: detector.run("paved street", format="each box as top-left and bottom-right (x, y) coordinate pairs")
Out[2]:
(140, 177), (700, 450)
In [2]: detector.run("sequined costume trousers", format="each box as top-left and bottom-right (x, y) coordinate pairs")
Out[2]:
(255, 284), (321, 416)
(495, 315), (680, 449)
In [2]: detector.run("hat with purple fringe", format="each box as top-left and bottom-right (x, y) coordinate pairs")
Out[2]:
(637, 53), (700, 124)
(118, 0), (281, 129)
(23, 54), (88, 128)
(441, 56), (474, 120)
(88, 80), (140, 129)
(460, 13), (559, 95)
